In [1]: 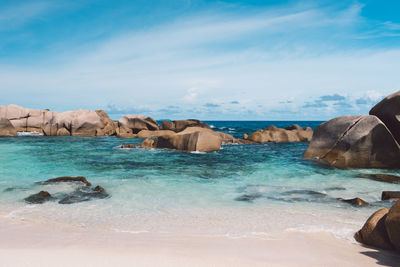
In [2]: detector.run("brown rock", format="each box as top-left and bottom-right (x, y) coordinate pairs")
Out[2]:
(149, 127), (222, 152)
(116, 127), (136, 138)
(56, 127), (70, 136)
(243, 133), (248, 140)
(41, 176), (92, 186)
(0, 118), (17, 136)
(140, 138), (155, 148)
(337, 197), (369, 206)
(386, 200), (400, 251)
(382, 191), (400, 201)
(95, 110), (116, 136)
(355, 208), (394, 250)
(304, 115), (400, 168)
(136, 130), (175, 138)
(248, 125), (313, 143)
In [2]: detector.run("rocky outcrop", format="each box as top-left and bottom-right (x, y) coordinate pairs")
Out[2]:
(0, 118), (17, 136)
(303, 115), (400, 168)
(118, 115), (159, 134)
(247, 125), (313, 143)
(382, 191), (400, 201)
(0, 105), (116, 136)
(355, 208), (394, 250)
(25, 191), (53, 204)
(370, 91), (400, 145)
(337, 197), (369, 206)
(386, 200), (400, 251)
(160, 119), (210, 132)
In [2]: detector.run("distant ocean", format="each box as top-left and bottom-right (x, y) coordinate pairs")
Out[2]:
(1, 121), (399, 240)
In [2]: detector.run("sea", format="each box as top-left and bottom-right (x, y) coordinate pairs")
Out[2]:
(0, 121), (399, 241)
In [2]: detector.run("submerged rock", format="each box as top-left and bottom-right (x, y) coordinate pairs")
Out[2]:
(39, 176), (92, 186)
(357, 174), (400, 184)
(58, 185), (109, 204)
(303, 115), (400, 168)
(235, 193), (263, 202)
(119, 144), (137, 149)
(337, 197), (369, 206)
(382, 191), (400, 201)
(25, 191), (53, 204)
(386, 200), (400, 251)
(355, 208), (393, 250)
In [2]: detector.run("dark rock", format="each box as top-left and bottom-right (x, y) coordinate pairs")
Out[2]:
(386, 200), (400, 251)
(119, 144), (136, 149)
(324, 186), (346, 191)
(357, 173), (400, 184)
(235, 193), (263, 202)
(355, 208), (394, 250)
(303, 115), (400, 168)
(281, 190), (326, 197)
(58, 185), (109, 204)
(370, 91), (400, 145)
(382, 191), (400, 201)
(39, 176), (92, 186)
(25, 191), (53, 204)
(337, 197), (369, 206)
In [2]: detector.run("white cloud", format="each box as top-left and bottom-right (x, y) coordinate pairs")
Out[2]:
(0, 2), (398, 120)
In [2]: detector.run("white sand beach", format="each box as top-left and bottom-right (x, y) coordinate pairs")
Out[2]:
(1, 216), (399, 267)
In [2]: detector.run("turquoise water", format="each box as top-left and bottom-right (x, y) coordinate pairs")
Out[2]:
(1, 121), (399, 239)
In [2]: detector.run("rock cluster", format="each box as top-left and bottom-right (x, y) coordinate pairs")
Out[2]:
(247, 124), (313, 143)
(0, 104), (116, 137)
(304, 91), (400, 168)
(355, 200), (400, 251)
(25, 176), (109, 204)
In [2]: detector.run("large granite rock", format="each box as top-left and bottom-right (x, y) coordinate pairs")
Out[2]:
(118, 115), (159, 134)
(386, 200), (400, 251)
(370, 91), (400, 145)
(141, 127), (223, 152)
(248, 125), (313, 143)
(355, 208), (394, 250)
(0, 118), (17, 136)
(0, 105), (116, 136)
(303, 115), (400, 168)
(160, 119), (210, 132)
(382, 191), (400, 201)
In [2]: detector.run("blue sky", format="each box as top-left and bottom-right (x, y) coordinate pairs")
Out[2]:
(1, 0), (400, 120)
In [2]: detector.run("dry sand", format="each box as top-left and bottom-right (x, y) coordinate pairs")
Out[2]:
(0, 216), (399, 267)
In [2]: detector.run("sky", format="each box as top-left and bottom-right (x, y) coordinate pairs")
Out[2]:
(1, 0), (400, 120)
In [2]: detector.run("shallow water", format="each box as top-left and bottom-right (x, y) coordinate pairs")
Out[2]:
(1, 121), (399, 240)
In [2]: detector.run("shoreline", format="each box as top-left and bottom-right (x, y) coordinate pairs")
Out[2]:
(1, 215), (399, 267)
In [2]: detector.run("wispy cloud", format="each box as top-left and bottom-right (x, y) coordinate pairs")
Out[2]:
(0, 1), (398, 120)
